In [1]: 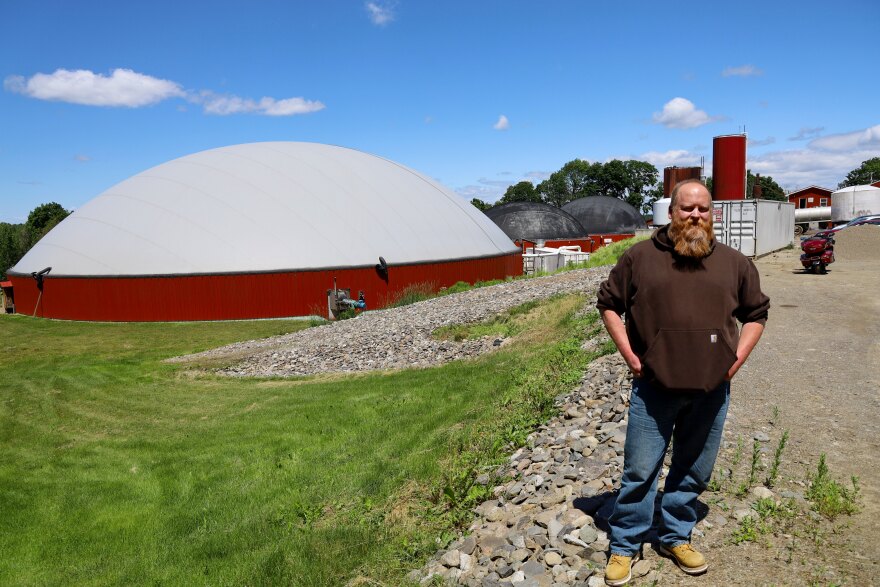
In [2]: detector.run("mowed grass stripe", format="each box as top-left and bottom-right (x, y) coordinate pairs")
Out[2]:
(0, 296), (594, 585)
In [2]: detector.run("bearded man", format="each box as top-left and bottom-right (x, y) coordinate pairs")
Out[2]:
(595, 179), (769, 586)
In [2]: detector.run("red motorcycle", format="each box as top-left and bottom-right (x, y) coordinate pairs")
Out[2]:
(800, 235), (834, 274)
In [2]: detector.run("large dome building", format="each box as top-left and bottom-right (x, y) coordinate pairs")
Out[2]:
(8, 142), (521, 321)
(561, 196), (646, 234)
(484, 202), (587, 243)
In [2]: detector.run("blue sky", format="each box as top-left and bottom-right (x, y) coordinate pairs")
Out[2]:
(2, 0), (878, 223)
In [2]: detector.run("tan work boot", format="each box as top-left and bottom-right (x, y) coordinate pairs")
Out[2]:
(658, 542), (708, 575)
(604, 553), (639, 586)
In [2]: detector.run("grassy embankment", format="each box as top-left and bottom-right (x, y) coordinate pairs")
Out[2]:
(0, 238), (639, 585)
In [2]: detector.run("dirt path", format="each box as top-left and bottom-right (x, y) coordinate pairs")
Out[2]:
(656, 246), (880, 585)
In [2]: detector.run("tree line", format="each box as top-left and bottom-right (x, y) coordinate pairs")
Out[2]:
(1, 202), (71, 280)
(471, 159), (664, 213)
(470, 156), (880, 213)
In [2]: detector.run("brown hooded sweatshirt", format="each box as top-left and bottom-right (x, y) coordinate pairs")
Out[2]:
(596, 225), (770, 392)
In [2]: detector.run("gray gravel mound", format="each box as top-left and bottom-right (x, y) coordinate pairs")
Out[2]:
(169, 266), (611, 377)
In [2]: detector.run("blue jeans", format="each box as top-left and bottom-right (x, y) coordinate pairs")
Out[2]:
(608, 377), (730, 555)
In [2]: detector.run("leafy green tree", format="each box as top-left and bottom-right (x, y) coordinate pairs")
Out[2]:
(595, 159), (629, 199)
(537, 159), (603, 207)
(23, 202), (70, 249)
(27, 202), (70, 233)
(498, 181), (541, 205)
(622, 160), (660, 212)
(838, 157), (880, 188)
(643, 181), (665, 216)
(0, 203), (72, 278)
(747, 170), (786, 201)
(0, 223), (24, 279)
(470, 198), (492, 211)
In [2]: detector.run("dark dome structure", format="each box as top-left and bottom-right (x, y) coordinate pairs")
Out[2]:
(485, 202), (587, 241)
(562, 196), (646, 234)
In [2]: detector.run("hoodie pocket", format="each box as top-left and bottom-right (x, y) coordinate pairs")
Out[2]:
(642, 328), (737, 392)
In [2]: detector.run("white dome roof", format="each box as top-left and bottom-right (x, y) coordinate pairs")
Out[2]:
(12, 142), (517, 276)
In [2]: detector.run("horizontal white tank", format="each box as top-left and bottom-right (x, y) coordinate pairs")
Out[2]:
(794, 206), (831, 222)
(831, 185), (880, 222)
(652, 198), (672, 226)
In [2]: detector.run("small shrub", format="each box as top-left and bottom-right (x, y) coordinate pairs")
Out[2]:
(765, 430), (789, 488)
(731, 515), (760, 544)
(805, 454), (860, 520)
(732, 436), (744, 468)
(748, 440), (762, 487)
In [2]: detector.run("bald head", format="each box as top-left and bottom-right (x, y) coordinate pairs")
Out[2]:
(670, 179), (711, 212)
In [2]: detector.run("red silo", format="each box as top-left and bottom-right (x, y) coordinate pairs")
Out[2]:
(663, 166), (703, 197)
(712, 134), (747, 200)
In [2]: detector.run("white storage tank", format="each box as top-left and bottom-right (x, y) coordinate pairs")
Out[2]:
(712, 199), (794, 257)
(831, 185), (880, 222)
(652, 198), (671, 226)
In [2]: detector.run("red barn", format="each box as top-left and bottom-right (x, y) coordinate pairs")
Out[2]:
(787, 186), (833, 209)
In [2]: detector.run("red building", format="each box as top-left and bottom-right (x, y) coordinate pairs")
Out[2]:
(787, 186), (833, 209)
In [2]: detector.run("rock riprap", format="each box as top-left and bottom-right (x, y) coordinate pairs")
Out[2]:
(411, 352), (649, 587)
(169, 267), (610, 377)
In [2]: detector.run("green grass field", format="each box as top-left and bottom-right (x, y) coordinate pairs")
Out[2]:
(0, 293), (607, 586)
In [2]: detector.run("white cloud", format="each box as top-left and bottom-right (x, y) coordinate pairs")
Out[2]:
(652, 98), (720, 129)
(808, 124), (880, 152)
(722, 64), (763, 77)
(749, 124), (880, 189)
(198, 92), (325, 116)
(749, 148), (876, 189)
(524, 170), (551, 181)
(455, 170), (550, 203)
(748, 136), (776, 147)
(455, 184), (500, 201)
(5, 68), (325, 117)
(74, 154), (90, 162)
(365, 1), (395, 25)
(788, 126), (824, 141)
(4, 68), (184, 107)
(636, 149), (704, 169)
(493, 114), (510, 131)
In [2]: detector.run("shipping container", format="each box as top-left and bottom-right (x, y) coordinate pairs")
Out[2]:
(712, 199), (794, 257)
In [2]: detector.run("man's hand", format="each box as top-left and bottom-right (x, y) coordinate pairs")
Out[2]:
(624, 353), (643, 378)
(601, 309), (642, 378)
(726, 322), (765, 380)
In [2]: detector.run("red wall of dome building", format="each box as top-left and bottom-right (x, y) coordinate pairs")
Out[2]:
(9, 252), (522, 322)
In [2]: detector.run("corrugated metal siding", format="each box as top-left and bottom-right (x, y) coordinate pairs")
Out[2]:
(9, 252), (522, 322)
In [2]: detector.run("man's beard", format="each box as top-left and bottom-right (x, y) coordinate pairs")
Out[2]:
(668, 214), (714, 258)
